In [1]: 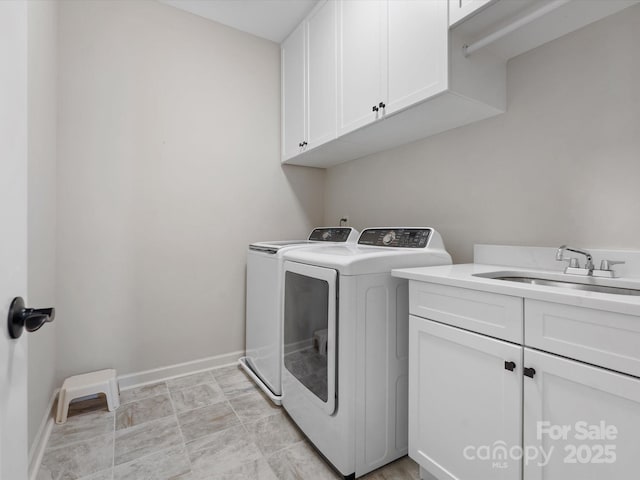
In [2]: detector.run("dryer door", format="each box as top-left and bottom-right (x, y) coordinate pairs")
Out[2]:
(283, 261), (337, 415)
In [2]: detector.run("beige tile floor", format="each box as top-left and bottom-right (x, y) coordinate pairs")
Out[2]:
(37, 365), (420, 480)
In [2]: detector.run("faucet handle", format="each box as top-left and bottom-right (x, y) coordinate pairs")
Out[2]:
(599, 259), (625, 271)
(556, 246), (579, 266)
(558, 256), (580, 268)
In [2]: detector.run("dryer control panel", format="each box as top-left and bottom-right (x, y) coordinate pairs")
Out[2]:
(358, 228), (432, 248)
(308, 227), (355, 242)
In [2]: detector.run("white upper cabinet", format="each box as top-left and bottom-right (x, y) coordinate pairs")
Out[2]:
(387, 0), (448, 115)
(337, 0), (386, 136)
(282, 0), (636, 167)
(283, 0), (504, 167)
(282, 0), (338, 160)
(306, 0), (338, 149)
(281, 23), (306, 161)
(338, 0), (449, 134)
(449, 0), (494, 26)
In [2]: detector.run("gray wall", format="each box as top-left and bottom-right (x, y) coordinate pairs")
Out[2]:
(56, 0), (325, 380)
(27, 0), (58, 450)
(39, 0), (640, 449)
(325, 5), (640, 263)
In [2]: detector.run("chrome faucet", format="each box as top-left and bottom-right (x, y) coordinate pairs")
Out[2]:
(556, 245), (595, 275)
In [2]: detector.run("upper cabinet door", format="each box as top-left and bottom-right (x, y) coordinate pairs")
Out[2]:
(281, 23), (306, 161)
(338, 0), (386, 136)
(306, 0), (337, 149)
(386, 0), (448, 115)
(449, 0), (494, 26)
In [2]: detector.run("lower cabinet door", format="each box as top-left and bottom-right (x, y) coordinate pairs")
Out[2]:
(409, 315), (522, 480)
(523, 348), (640, 480)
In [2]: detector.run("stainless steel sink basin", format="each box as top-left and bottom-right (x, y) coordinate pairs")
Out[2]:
(473, 272), (640, 296)
(495, 276), (640, 296)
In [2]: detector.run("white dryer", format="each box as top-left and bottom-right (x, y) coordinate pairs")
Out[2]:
(239, 227), (358, 405)
(281, 228), (452, 479)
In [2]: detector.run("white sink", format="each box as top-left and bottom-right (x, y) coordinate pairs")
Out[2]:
(473, 271), (640, 296)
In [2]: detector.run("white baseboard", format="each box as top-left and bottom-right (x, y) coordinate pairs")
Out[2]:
(29, 388), (58, 480)
(29, 351), (244, 480)
(117, 350), (244, 390)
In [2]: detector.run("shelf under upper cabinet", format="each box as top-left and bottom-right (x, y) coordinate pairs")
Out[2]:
(452, 0), (638, 60)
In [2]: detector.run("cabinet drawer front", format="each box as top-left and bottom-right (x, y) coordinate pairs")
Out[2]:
(525, 299), (640, 378)
(409, 282), (523, 342)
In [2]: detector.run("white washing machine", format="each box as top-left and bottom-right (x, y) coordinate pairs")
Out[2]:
(281, 228), (452, 479)
(239, 227), (359, 405)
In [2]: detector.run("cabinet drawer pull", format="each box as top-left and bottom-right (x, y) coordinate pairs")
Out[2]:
(524, 367), (536, 378)
(504, 361), (516, 372)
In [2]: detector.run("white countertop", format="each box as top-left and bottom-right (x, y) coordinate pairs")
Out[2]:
(392, 263), (640, 316)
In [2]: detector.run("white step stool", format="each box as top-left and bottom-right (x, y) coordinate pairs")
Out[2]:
(56, 369), (120, 424)
(313, 329), (328, 356)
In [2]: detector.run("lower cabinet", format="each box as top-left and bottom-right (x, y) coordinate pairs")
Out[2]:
(409, 315), (522, 480)
(523, 348), (640, 480)
(410, 315), (640, 480)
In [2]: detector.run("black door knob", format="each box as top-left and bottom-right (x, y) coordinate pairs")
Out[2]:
(379, 101), (386, 109)
(372, 105), (379, 112)
(7, 296), (55, 339)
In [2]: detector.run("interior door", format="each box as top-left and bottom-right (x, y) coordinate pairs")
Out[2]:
(0, 1), (29, 478)
(283, 261), (337, 415)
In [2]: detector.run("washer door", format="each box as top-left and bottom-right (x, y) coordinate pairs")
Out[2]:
(283, 261), (337, 415)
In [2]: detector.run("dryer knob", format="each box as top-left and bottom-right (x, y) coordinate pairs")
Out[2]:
(382, 231), (396, 245)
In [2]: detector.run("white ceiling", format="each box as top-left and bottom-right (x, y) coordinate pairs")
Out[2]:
(159, 0), (319, 43)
